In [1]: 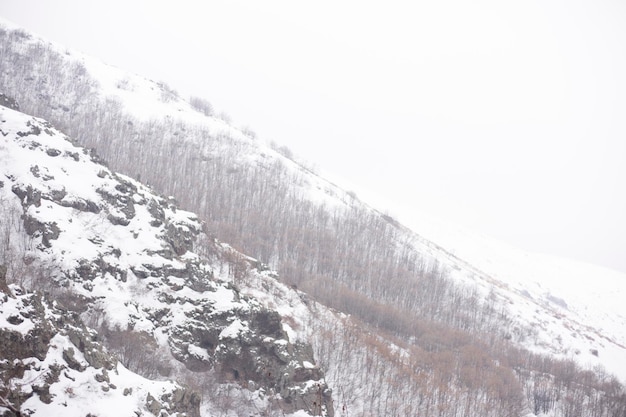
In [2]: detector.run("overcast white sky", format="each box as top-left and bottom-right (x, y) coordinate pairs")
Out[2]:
(2, 0), (626, 272)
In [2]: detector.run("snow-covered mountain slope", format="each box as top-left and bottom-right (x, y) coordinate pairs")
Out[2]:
(399, 216), (626, 381)
(0, 16), (359, 212)
(0, 98), (526, 417)
(0, 103), (333, 416)
(2, 17), (626, 416)
(68, 34), (626, 398)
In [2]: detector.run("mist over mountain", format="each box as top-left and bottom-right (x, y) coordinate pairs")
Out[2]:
(1, 19), (626, 417)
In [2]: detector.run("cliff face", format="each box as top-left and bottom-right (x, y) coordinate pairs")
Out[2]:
(0, 102), (333, 416)
(0, 281), (201, 417)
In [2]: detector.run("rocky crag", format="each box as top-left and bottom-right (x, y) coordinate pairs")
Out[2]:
(0, 100), (333, 416)
(0, 270), (200, 417)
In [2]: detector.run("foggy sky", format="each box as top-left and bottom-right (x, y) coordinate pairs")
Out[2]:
(2, 0), (625, 272)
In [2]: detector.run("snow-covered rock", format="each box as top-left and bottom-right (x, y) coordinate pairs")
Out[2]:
(0, 102), (332, 416)
(0, 282), (200, 417)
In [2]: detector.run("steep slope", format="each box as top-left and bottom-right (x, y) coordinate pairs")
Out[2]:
(386, 215), (626, 380)
(0, 280), (200, 417)
(0, 103), (333, 416)
(398, 201), (626, 374)
(2, 18), (626, 417)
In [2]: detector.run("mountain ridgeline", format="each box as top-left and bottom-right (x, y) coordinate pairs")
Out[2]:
(1, 21), (626, 417)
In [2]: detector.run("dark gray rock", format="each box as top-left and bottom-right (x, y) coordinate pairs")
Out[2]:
(21, 214), (61, 248)
(58, 197), (100, 213)
(96, 179), (137, 226)
(63, 347), (86, 371)
(65, 151), (80, 161)
(16, 120), (42, 137)
(0, 293), (55, 361)
(12, 184), (41, 207)
(160, 387), (201, 417)
(65, 326), (116, 371)
(147, 198), (165, 227)
(164, 222), (197, 256)
(145, 393), (162, 416)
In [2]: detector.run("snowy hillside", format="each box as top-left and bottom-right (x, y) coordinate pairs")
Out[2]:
(2, 17), (626, 417)
(0, 102), (333, 416)
(401, 216), (626, 381)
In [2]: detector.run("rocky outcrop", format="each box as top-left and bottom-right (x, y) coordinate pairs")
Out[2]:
(0, 284), (200, 417)
(0, 104), (334, 416)
(0, 290), (55, 362)
(146, 388), (201, 417)
(166, 290), (333, 415)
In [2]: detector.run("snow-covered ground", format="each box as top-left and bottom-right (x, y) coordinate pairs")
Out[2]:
(2, 12), (625, 396)
(400, 213), (626, 382)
